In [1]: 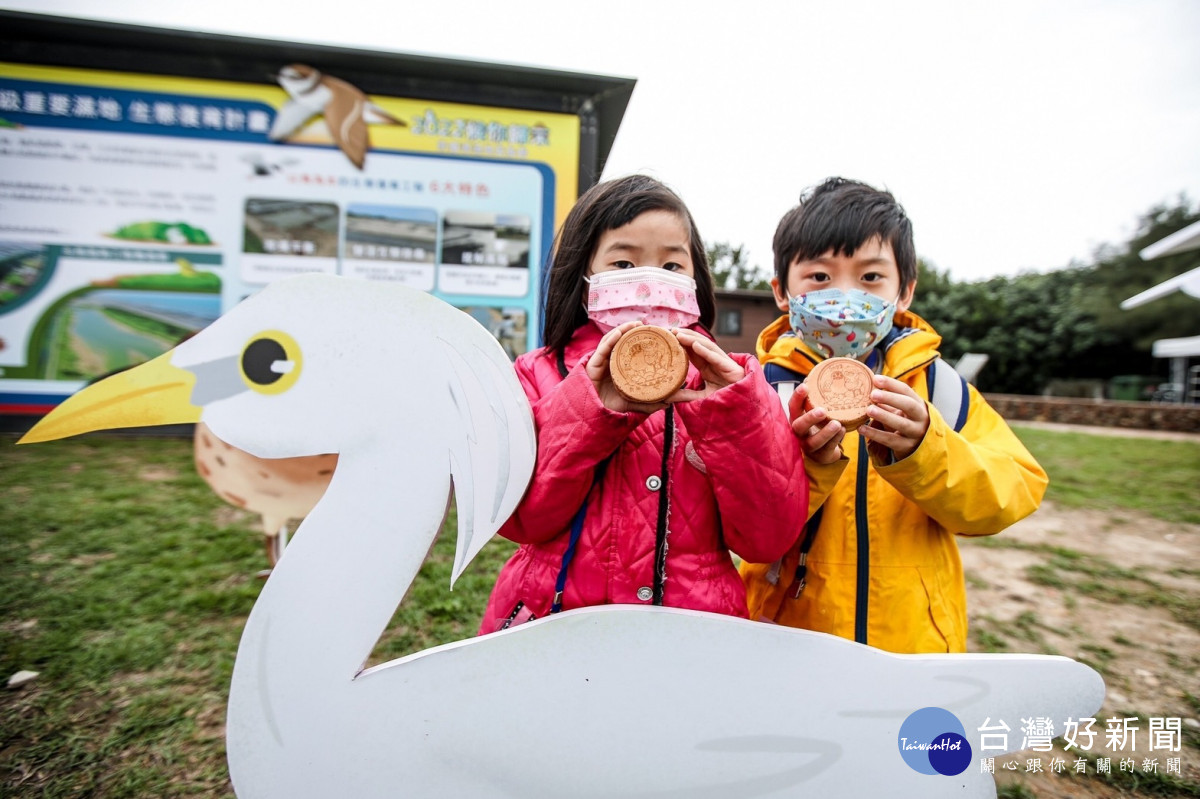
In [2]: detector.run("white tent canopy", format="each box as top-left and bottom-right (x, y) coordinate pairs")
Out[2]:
(1127, 219), (1200, 404)
(1120, 264), (1200, 309)
(1152, 335), (1200, 358)
(1139, 218), (1200, 260)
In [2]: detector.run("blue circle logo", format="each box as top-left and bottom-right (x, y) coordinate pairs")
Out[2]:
(898, 707), (972, 776)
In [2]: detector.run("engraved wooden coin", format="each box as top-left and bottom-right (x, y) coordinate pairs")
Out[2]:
(804, 356), (874, 430)
(609, 325), (689, 404)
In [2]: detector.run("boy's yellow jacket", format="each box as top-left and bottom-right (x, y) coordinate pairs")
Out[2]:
(739, 311), (1048, 654)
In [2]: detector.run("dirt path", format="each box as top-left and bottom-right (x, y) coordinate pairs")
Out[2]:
(960, 500), (1200, 796)
(1011, 420), (1200, 443)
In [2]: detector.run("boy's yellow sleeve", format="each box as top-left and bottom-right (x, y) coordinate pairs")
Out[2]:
(804, 456), (849, 520)
(875, 386), (1048, 536)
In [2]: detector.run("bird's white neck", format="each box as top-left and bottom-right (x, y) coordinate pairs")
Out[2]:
(227, 440), (453, 743)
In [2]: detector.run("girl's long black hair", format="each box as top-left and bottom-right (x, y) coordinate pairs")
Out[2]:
(541, 175), (715, 357)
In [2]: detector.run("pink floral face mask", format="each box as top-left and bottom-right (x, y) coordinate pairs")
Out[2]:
(585, 266), (701, 331)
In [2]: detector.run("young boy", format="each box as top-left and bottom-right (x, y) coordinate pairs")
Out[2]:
(739, 177), (1048, 654)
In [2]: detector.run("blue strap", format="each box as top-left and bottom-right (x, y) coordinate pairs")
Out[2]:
(927, 357), (970, 433)
(551, 500), (588, 613)
(550, 457), (611, 613)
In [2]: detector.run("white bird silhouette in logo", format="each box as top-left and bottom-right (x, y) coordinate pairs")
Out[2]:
(269, 64), (405, 169)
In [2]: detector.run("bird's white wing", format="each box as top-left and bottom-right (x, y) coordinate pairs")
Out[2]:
(441, 335), (535, 583)
(268, 100), (318, 141)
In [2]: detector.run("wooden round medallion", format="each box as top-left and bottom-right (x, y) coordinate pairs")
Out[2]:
(804, 356), (875, 430)
(609, 325), (689, 404)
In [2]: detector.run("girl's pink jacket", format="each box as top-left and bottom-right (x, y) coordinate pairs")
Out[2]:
(479, 323), (808, 633)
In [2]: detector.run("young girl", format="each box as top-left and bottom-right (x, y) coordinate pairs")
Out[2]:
(479, 175), (808, 633)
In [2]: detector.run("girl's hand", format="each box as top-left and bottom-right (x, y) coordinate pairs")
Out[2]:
(859, 375), (930, 461)
(586, 321), (670, 414)
(787, 383), (845, 464)
(668, 328), (745, 403)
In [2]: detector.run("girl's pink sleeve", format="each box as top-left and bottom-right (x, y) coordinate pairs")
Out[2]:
(498, 355), (642, 545)
(673, 354), (808, 563)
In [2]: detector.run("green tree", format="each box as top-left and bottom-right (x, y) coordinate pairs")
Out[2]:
(910, 197), (1199, 394)
(914, 266), (1127, 394)
(706, 241), (771, 290)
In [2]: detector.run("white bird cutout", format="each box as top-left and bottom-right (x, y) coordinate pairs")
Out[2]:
(20, 274), (1104, 798)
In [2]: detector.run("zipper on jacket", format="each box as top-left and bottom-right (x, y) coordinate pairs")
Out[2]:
(854, 434), (870, 645)
(852, 351), (940, 645)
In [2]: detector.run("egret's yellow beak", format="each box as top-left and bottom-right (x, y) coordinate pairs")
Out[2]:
(18, 351), (201, 444)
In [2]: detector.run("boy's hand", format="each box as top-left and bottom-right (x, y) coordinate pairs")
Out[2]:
(787, 383), (845, 464)
(669, 328), (745, 402)
(586, 321), (670, 414)
(859, 375), (930, 461)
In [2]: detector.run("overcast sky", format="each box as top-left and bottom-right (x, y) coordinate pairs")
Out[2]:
(4, 0), (1199, 282)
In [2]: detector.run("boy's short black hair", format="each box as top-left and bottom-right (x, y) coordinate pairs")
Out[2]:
(773, 177), (916, 293)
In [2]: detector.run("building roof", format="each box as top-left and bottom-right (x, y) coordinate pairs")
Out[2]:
(713, 287), (774, 299)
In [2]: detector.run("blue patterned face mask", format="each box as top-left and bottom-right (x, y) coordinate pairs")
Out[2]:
(787, 288), (898, 359)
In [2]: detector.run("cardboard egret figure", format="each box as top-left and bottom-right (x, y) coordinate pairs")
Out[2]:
(20, 274), (1104, 798)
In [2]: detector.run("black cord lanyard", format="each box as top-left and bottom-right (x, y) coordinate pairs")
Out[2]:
(651, 405), (674, 605)
(787, 505), (823, 599)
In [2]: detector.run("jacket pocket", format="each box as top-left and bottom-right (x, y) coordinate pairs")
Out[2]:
(506, 546), (559, 617)
(918, 567), (965, 653)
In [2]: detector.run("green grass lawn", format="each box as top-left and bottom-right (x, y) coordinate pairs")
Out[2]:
(1, 434), (517, 797)
(1010, 424), (1200, 524)
(2, 426), (1197, 796)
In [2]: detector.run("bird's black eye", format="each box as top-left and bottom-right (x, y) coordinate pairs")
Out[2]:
(242, 338), (286, 385)
(239, 330), (302, 395)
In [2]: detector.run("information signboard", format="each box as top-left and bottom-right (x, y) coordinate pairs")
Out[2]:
(0, 12), (633, 416)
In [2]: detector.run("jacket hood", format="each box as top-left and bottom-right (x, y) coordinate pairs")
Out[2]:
(757, 310), (944, 379)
